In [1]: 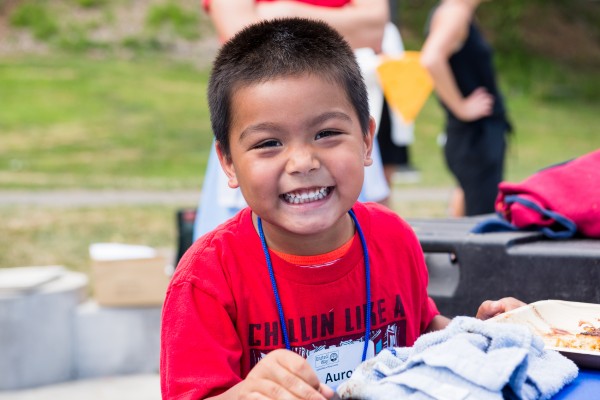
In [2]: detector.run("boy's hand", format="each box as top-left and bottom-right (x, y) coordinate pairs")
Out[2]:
(238, 349), (334, 399)
(476, 297), (527, 320)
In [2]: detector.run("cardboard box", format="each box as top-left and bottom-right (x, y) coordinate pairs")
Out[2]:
(90, 244), (173, 307)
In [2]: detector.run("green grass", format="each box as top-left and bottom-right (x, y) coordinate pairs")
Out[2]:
(2, 54), (599, 191)
(0, 55), (213, 189)
(0, 205), (179, 273)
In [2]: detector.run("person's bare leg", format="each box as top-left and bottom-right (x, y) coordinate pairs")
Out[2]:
(449, 187), (465, 217)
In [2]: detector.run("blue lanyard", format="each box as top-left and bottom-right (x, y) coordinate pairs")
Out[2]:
(257, 208), (372, 362)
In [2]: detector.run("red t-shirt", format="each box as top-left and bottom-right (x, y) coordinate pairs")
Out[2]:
(160, 202), (439, 399)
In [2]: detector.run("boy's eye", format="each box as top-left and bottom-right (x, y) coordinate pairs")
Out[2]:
(315, 130), (340, 140)
(253, 139), (281, 149)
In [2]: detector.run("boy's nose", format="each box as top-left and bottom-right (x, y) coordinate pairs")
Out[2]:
(285, 146), (320, 175)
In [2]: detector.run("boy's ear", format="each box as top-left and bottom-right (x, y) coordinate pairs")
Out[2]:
(363, 117), (376, 167)
(216, 141), (240, 188)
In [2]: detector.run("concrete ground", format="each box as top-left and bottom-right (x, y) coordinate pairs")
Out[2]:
(0, 374), (161, 400)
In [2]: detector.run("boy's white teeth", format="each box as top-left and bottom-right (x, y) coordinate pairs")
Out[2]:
(283, 187), (330, 204)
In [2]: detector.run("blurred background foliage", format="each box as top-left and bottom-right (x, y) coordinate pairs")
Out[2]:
(2, 0), (598, 97)
(397, 0), (600, 102)
(4, 0), (212, 52)
(0, 0), (599, 270)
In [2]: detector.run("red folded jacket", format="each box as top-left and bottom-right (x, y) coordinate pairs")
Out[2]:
(495, 149), (600, 239)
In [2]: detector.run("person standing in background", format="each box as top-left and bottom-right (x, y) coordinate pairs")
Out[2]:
(193, 0), (394, 239)
(377, 0), (420, 187)
(420, 0), (512, 217)
(205, 0), (387, 50)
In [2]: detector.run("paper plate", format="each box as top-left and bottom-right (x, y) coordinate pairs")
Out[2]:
(490, 300), (600, 369)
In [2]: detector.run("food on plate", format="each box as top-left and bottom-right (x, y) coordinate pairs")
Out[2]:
(580, 324), (600, 337)
(543, 321), (600, 352)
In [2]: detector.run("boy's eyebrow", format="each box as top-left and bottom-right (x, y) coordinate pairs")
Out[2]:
(239, 122), (282, 142)
(308, 111), (353, 128)
(239, 111), (353, 141)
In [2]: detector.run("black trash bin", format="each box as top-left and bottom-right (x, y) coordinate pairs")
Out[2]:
(176, 208), (197, 264)
(408, 216), (600, 318)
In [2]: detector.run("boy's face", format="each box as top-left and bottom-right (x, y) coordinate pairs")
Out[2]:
(217, 74), (375, 250)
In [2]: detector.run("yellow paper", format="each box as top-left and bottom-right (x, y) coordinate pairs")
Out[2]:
(376, 51), (433, 123)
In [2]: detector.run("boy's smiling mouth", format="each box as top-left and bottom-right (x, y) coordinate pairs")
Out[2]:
(281, 186), (332, 204)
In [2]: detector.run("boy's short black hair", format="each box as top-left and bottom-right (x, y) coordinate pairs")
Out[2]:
(208, 17), (370, 160)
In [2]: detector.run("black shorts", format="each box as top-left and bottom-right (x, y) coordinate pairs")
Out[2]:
(377, 98), (409, 166)
(444, 118), (508, 216)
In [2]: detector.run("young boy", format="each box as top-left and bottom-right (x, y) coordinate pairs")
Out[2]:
(160, 17), (523, 400)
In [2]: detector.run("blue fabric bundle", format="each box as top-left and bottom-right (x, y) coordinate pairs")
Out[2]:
(337, 317), (578, 400)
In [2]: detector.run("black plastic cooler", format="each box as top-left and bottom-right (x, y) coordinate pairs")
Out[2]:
(408, 216), (600, 317)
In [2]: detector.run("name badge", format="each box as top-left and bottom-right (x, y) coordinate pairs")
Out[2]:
(307, 341), (375, 389)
